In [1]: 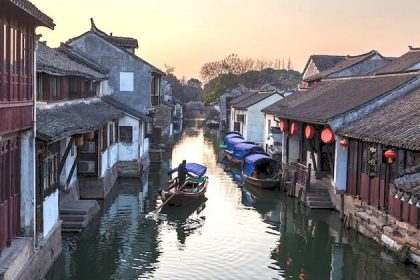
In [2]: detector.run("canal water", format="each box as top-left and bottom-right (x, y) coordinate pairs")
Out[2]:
(47, 121), (417, 280)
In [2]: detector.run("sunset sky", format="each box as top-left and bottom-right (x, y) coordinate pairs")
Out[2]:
(31, 0), (420, 80)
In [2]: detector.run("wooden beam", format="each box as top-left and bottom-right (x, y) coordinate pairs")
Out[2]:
(66, 154), (78, 187)
(58, 137), (74, 177)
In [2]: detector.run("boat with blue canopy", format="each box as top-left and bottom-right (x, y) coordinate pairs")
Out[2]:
(160, 163), (209, 206)
(225, 142), (265, 165)
(219, 132), (243, 150)
(242, 153), (281, 189)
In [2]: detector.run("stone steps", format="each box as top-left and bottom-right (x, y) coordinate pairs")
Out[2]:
(60, 200), (100, 233)
(307, 196), (331, 201)
(60, 214), (87, 222)
(306, 188), (334, 210)
(61, 220), (89, 229)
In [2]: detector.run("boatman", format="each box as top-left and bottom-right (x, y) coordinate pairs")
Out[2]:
(178, 160), (187, 188)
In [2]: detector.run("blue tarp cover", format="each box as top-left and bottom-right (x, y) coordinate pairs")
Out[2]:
(224, 137), (246, 151)
(168, 163), (207, 177)
(226, 131), (242, 137)
(232, 143), (264, 160)
(242, 153), (276, 176)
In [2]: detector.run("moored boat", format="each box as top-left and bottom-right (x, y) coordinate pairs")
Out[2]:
(160, 163), (209, 206)
(242, 153), (281, 189)
(219, 132), (243, 150)
(225, 142), (265, 166)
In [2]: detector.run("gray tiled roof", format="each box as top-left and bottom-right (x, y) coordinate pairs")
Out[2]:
(267, 74), (418, 124)
(338, 88), (420, 150)
(305, 51), (382, 82)
(376, 48), (420, 74)
(65, 19), (164, 75)
(108, 36), (139, 49)
(102, 96), (151, 121)
(37, 43), (107, 79)
(306, 55), (345, 72)
(37, 100), (124, 143)
(233, 91), (280, 109)
(5, 0), (54, 29)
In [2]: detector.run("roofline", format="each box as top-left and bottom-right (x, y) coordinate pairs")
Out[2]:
(102, 96), (152, 121)
(59, 43), (109, 74)
(232, 92), (280, 109)
(66, 20), (164, 75)
(273, 75), (419, 125)
(37, 64), (107, 80)
(304, 50), (382, 82)
(8, 0), (55, 29)
(337, 131), (420, 151)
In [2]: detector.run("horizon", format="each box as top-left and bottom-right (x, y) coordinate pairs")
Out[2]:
(31, 0), (420, 81)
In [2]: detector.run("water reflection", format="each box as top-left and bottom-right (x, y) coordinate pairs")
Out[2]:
(46, 122), (417, 280)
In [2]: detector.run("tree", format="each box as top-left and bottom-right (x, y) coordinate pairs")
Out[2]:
(163, 64), (175, 75)
(187, 78), (202, 89)
(287, 58), (293, 70)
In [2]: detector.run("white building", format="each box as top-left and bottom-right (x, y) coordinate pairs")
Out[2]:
(229, 90), (283, 144)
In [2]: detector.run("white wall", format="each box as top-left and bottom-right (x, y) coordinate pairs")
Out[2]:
(118, 115), (140, 162)
(288, 134), (300, 163)
(101, 143), (119, 177)
(20, 131), (34, 235)
(59, 137), (77, 188)
(334, 135), (348, 192)
(143, 137), (149, 156)
(246, 94), (283, 144)
(43, 190), (59, 237)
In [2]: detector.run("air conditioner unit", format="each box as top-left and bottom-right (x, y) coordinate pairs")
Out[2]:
(78, 160), (96, 173)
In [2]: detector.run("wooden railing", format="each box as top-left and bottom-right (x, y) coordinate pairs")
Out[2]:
(294, 163), (312, 191)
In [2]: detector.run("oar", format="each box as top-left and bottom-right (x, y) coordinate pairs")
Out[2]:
(150, 180), (189, 214)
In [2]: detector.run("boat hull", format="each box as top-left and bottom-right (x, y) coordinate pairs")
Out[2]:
(223, 150), (243, 167)
(242, 174), (280, 190)
(161, 178), (208, 206)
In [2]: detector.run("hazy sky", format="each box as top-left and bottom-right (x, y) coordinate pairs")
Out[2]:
(32, 0), (420, 80)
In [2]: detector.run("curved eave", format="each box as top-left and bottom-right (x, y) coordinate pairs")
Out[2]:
(9, 0), (55, 29)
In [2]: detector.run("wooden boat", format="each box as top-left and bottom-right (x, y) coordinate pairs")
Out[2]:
(160, 163), (209, 206)
(219, 132), (243, 150)
(242, 153), (281, 189)
(225, 142), (265, 166)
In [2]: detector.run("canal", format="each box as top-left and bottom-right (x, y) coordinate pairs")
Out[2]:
(47, 121), (417, 280)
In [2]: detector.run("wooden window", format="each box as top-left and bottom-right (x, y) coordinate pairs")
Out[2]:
(3, 23), (8, 75)
(69, 77), (80, 99)
(102, 124), (108, 151)
(414, 152), (420, 166)
(51, 77), (61, 98)
(109, 123), (114, 145)
(37, 73), (43, 101)
(237, 114), (245, 123)
(41, 150), (59, 196)
(119, 126), (133, 143)
(0, 137), (21, 252)
(234, 122), (240, 132)
(151, 75), (160, 106)
(115, 121), (119, 143)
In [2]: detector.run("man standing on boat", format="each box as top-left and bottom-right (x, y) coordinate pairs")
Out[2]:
(178, 160), (187, 188)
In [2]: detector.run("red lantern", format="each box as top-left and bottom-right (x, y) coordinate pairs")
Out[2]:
(304, 125), (314, 139)
(290, 122), (298, 135)
(279, 120), (288, 133)
(321, 128), (334, 144)
(384, 149), (396, 164)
